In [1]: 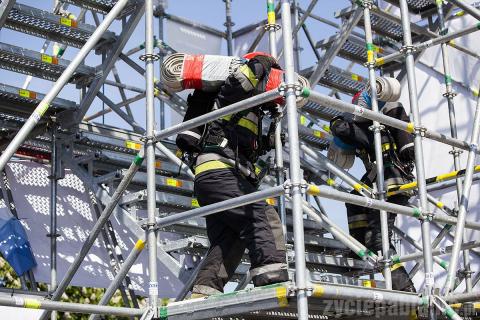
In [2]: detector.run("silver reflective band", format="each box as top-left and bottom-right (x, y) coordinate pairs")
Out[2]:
(180, 130), (202, 140)
(249, 263), (287, 277)
(399, 142), (414, 154)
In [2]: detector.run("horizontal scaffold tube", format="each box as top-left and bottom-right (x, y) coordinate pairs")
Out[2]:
(388, 164), (480, 196)
(306, 185), (480, 231)
(392, 240), (480, 265)
(445, 290), (480, 304)
(303, 89), (474, 153)
(155, 185), (285, 227)
(312, 283), (425, 305)
(0, 294), (144, 317)
(376, 22), (480, 66)
(154, 89), (280, 140)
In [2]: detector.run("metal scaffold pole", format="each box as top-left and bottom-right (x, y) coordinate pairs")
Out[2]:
(266, 0), (287, 240)
(361, 0), (392, 289)
(441, 86), (480, 295)
(144, 0), (159, 316)
(225, 0), (234, 56)
(49, 120), (59, 320)
(436, 0), (473, 294)
(398, 0), (435, 316)
(280, 1), (309, 319)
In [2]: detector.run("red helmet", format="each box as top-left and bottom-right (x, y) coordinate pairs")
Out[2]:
(243, 51), (274, 60)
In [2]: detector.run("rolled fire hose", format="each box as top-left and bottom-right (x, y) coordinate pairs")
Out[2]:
(161, 53), (310, 107)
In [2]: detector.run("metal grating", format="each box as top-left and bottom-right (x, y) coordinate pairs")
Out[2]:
(298, 126), (330, 150)
(302, 100), (343, 122)
(382, 0), (437, 15)
(0, 42), (95, 84)
(337, 7), (405, 41)
(316, 35), (397, 67)
(62, 0), (139, 17)
(0, 83), (77, 114)
(5, 3), (116, 49)
(301, 65), (367, 96)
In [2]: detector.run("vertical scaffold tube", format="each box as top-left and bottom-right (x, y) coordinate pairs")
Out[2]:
(0, 0), (130, 173)
(361, 1), (392, 289)
(436, 0), (473, 294)
(280, 1), (309, 319)
(442, 88), (480, 295)
(266, 0), (287, 239)
(398, 0), (435, 314)
(225, 0), (234, 56)
(49, 123), (59, 320)
(145, 0), (159, 316)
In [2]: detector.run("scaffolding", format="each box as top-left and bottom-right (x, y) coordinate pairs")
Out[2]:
(0, 0), (478, 319)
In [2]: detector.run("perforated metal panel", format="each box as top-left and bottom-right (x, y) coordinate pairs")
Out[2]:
(0, 43), (95, 84)
(5, 3), (115, 49)
(337, 7), (405, 41)
(63, 0), (139, 16)
(316, 35), (396, 67)
(0, 83), (77, 111)
(301, 65), (367, 96)
(383, 0), (436, 14)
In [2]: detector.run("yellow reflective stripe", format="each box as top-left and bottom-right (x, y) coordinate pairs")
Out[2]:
(376, 57), (385, 66)
(24, 299), (41, 309)
(239, 64), (259, 87)
(326, 178), (335, 186)
(406, 123), (415, 133)
(390, 262), (405, 271)
(349, 221), (369, 229)
(436, 171), (457, 182)
(276, 287), (289, 307)
(134, 239), (146, 251)
(312, 285), (324, 298)
(195, 161), (232, 176)
(221, 114), (258, 134)
(191, 198), (200, 207)
(267, 12), (276, 25)
(436, 201), (444, 209)
(307, 185), (320, 196)
(237, 118), (258, 135)
(266, 198), (276, 205)
(353, 184), (363, 192)
(382, 143), (396, 152)
(362, 280), (376, 288)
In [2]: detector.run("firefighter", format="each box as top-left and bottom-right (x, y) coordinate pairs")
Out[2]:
(177, 54), (288, 298)
(328, 77), (416, 292)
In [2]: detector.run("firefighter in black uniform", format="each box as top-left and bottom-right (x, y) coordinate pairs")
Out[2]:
(176, 53), (288, 298)
(328, 77), (416, 292)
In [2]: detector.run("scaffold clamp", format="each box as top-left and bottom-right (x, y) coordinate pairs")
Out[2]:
(139, 53), (160, 62)
(400, 45), (416, 55)
(264, 23), (281, 31)
(443, 91), (457, 99)
(278, 82), (304, 98)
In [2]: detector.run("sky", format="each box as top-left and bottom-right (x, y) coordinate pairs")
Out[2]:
(0, 0), (362, 231)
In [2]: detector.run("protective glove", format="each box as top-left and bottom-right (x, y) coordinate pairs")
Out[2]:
(247, 55), (281, 80)
(327, 137), (356, 170)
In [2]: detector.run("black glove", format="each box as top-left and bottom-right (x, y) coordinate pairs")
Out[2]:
(261, 122), (285, 153)
(247, 55), (281, 80)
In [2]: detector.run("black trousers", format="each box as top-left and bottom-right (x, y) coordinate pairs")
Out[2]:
(192, 169), (287, 295)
